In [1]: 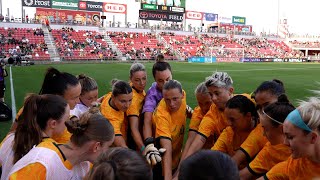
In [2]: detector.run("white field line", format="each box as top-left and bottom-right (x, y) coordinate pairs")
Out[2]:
(174, 66), (320, 73)
(9, 66), (16, 122)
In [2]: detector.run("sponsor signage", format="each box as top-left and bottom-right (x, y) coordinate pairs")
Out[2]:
(36, 7), (99, 24)
(283, 58), (303, 62)
(52, 0), (78, 10)
(217, 58), (240, 62)
(103, 3), (127, 14)
(142, 4), (157, 10)
(186, 11), (203, 20)
(140, 0), (186, 8)
(232, 16), (246, 25)
(188, 57), (216, 63)
(171, 7), (184, 12)
(218, 16), (232, 23)
(204, 13), (218, 22)
(219, 23), (253, 32)
(241, 58), (262, 62)
(78, 1), (102, 12)
(273, 58), (284, 62)
(22, 0), (51, 8)
(139, 10), (184, 22)
(141, 4), (185, 12)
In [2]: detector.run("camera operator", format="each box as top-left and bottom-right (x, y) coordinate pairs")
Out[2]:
(0, 61), (8, 102)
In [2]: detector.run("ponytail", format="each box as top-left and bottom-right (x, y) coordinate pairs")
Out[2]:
(13, 94), (68, 163)
(39, 67), (79, 95)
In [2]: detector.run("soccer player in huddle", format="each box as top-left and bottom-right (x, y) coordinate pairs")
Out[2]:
(212, 95), (258, 162)
(264, 96), (320, 179)
(10, 67), (81, 144)
(182, 72), (234, 160)
(8, 107), (114, 179)
(100, 80), (133, 148)
(153, 80), (187, 180)
(232, 80), (285, 168)
(70, 74), (99, 118)
(126, 63), (147, 152)
(241, 94), (294, 179)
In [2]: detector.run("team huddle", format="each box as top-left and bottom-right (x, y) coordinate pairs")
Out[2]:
(1, 55), (320, 180)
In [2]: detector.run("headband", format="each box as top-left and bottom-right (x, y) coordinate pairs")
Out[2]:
(262, 109), (283, 125)
(286, 109), (312, 132)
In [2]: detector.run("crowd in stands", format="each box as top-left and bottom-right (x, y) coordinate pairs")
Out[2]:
(289, 40), (320, 48)
(0, 27), (49, 61)
(109, 31), (176, 60)
(0, 24), (315, 62)
(53, 27), (117, 60)
(194, 34), (304, 59)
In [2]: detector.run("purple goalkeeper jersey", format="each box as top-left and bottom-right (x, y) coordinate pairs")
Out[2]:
(142, 82), (163, 113)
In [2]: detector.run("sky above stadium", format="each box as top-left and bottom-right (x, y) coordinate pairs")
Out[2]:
(188, 0), (319, 35)
(2, 0), (320, 35)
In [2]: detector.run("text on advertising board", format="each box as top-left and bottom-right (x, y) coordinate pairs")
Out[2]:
(141, 3), (185, 12)
(186, 11), (203, 20)
(103, 3), (127, 14)
(79, 1), (102, 12)
(232, 16), (246, 25)
(22, 0), (51, 7)
(139, 10), (183, 22)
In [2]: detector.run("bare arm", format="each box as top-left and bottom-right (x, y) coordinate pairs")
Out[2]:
(143, 112), (153, 140)
(240, 168), (257, 180)
(180, 131), (197, 163)
(160, 138), (173, 180)
(128, 116), (144, 150)
(232, 150), (247, 168)
(173, 131), (197, 179)
(114, 136), (128, 148)
(182, 134), (206, 161)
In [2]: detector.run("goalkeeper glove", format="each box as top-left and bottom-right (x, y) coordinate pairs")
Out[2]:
(186, 105), (194, 118)
(143, 137), (166, 166)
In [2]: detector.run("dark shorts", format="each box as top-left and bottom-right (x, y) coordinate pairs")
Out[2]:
(0, 82), (5, 98)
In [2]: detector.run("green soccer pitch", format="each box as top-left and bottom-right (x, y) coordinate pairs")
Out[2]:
(1, 62), (320, 141)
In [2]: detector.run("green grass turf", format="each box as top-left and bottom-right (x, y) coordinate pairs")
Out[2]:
(1, 62), (320, 142)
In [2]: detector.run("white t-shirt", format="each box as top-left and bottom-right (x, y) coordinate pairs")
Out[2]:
(9, 147), (90, 180)
(0, 133), (15, 180)
(70, 103), (89, 118)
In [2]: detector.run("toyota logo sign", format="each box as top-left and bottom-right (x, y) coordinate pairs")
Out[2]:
(139, 12), (148, 19)
(79, 1), (86, 9)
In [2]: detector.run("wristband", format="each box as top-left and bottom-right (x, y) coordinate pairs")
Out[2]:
(140, 145), (145, 153)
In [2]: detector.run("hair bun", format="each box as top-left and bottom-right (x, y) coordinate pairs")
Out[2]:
(88, 107), (101, 114)
(66, 119), (88, 135)
(272, 79), (284, 87)
(111, 78), (120, 86)
(277, 94), (289, 103)
(78, 74), (87, 80)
